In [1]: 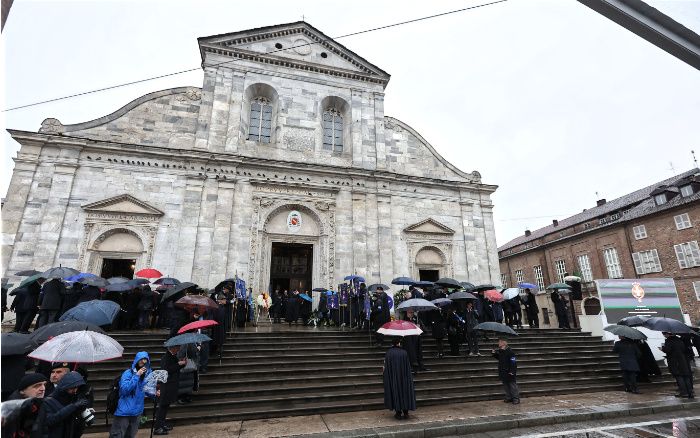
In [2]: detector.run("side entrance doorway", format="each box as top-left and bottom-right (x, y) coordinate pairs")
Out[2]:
(419, 269), (439, 282)
(269, 243), (313, 292)
(100, 258), (136, 279)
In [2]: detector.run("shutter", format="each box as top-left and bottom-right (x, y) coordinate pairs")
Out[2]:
(674, 215), (682, 229)
(632, 252), (644, 274)
(650, 249), (661, 272)
(675, 244), (688, 268)
(689, 241), (700, 267)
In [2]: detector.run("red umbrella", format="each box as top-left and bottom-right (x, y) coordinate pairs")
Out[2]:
(377, 320), (423, 336)
(178, 319), (219, 334)
(175, 295), (218, 314)
(135, 268), (163, 278)
(484, 289), (504, 302)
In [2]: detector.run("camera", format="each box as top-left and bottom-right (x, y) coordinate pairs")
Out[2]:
(80, 408), (96, 426)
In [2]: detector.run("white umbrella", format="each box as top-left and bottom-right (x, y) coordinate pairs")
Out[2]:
(564, 275), (581, 282)
(502, 288), (520, 300)
(28, 330), (124, 363)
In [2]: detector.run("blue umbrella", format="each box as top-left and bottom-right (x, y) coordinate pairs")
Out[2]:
(518, 282), (538, 289)
(325, 290), (335, 296)
(59, 300), (121, 326)
(164, 333), (211, 347)
(105, 282), (135, 293)
(344, 275), (365, 282)
(391, 277), (416, 286)
(66, 272), (98, 282)
(299, 293), (312, 302)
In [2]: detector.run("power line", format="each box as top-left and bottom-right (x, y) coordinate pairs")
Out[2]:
(2, 0), (508, 113)
(497, 214), (579, 222)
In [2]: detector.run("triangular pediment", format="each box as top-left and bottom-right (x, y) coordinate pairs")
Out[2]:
(198, 22), (390, 85)
(82, 194), (163, 216)
(404, 218), (455, 235)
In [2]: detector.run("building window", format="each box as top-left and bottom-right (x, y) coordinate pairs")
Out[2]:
(681, 185), (694, 197)
(674, 213), (692, 230)
(515, 269), (524, 283)
(603, 248), (623, 278)
(694, 281), (700, 300)
(674, 241), (700, 269)
(248, 97), (272, 143)
(654, 193), (667, 205)
(632, 225), (647, 240)
(632, 249), (662, 274)
(500, 273), (508, 289)
(322, 109), (343, 153)
(533, 265), (545, 291)
(554, 259), (567, 283)
(577, 254), (593, 282)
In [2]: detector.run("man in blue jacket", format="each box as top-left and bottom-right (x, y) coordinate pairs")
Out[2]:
(110, 352), (154, 438)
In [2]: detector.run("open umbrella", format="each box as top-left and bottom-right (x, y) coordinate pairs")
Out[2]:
(164, 333), (211, 347)
(127, 278), (150, 287)
(377, 320), (422, 337)
(448, 291), (477, 301)
(28, 330), (124, 363)
(9, 286), (27, 297)
(107, 277), (130, 285)
(460, 282), (475, 290)
(604, 324), (647, 340)
(30, 321), (106, 345)
(162, 282), (197, 301)
(177, 320), (219, 334)
(66, 273), (98, 282)
(484, 290), (504, 302)
(312, 287), (328, 292)
(640, 317), (693, 334)
(153, 277), (181, 286)
(547, 283), (572, 290)
(18, 273), (44, 288)
(42, 267), (80, 280)
(475, 322), (518, 336)
(473, 284), (498, 291)
(136, 268), (163, 278)
(59, 300), (121, 326)
(368, 283), (390, 292)
(77, 276), (109, 288)
(1, 333), (36, 356)
(299, 293), (312, 302)
(397, 298), (437, 312)
(563, 275), (581, 282)
(105, 282), (135, 293)
(517, 282), (538, 290)
(344, 275), (366, 282)
(391, 277), (416, 286)
(413, 281), (435, 288)
(431, 298), (453, 307)
(435, 277), (461, 288)
(618, 315), (650, 327)
(15, 269), (42, 277)
(175, 295), (218, 313)
(501, 288), (520, 300)
(1, 278), (12, 289)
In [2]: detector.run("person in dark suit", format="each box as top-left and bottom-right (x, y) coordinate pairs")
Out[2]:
(37, 279), (65, 328)
(612, 336), (641, 393)
(154, 346), (186, 435)
(18, 279), (43, 333)
(523, 289), (539, 328)
(383, 337), (416, 420)
(372, 288), (391, 346)
(661, 332), (694, 399)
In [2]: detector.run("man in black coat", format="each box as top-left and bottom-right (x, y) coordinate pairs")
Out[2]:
(401, 309), (427, 372)
(154, 346), (186, 435)
(37, 279), (65, 329)
(383, 337), (416, 420)
(492, 338), (519, 404)
(464, 301), (480, 356)
(661, 332), (694, 399)
(523, 290), (539, 328)
(34, 371), (89, 438)
(18, 280), (43, 333)
(551, 292), (570, 329)
(612, 336), (641, 393)
(372, 288), (391, 346)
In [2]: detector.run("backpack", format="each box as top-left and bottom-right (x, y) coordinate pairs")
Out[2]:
(105, 374), (123, 415)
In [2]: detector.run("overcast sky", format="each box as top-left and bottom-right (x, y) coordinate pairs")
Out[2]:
(2, 0), (699, 247)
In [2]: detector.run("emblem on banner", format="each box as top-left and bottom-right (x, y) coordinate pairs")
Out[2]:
(287, 210), (302, 233)
(631, 282), (645, 303)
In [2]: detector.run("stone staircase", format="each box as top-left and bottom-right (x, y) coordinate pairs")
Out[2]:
(85, 326), (674, 431)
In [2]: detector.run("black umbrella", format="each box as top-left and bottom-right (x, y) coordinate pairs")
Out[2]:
(42, 266), (80, 280)
(368, 283), (390, 292)
(617, 316), (650, 327)
(435, 277), (461, 288)
(604, 324), (647, 340)
(9, 286), (27, 296)
(163, 333), (211, 347)
(413, 281), (434, 288)
(29, 321), (106, 345)
(78, 276), (109, 288)
(1, 333), (37, 356)
(106, 282), (135, 293)
(460, 282), (476, 290)
(152, 277), (180, 286)
(127, 278), (150, 287)
(15, 269), (41, 277)
(448, 291), (477, 300)
(162, 282), (197, 301)
(214, 278), (236, 292)
(641, 317), (693, 334)
(475, 322), (518, 336)
(312, 287), (328, 292)
(473, 284), (498, 291)
(107, 277), (130, 285)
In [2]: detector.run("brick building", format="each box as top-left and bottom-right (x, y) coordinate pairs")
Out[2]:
(498, 169), (700, 325)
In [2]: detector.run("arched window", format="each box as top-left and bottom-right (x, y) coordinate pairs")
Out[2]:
(248, 97), (272, 144)
(322, 109), (343, 152)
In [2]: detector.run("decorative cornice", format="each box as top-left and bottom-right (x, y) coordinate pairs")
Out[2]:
(404, 218), (456, 235)
(82, 194), (164, 216)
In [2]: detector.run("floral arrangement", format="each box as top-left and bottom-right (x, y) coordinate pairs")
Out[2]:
(393, 289), (410, 307)
(256, 293), (271, 309)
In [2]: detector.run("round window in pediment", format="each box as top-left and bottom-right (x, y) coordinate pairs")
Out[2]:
(292, 38), (312, 55)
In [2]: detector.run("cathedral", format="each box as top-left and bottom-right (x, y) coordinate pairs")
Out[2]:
(2, 22), (499, 293)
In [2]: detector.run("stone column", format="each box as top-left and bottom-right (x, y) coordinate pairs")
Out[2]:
(350, 89), (364, 168)
(373, 93), (386, 170)
(227, 180), (253, 279)
(334, 189), (353, 283)
(481, 201), (501, 284)
(208, 180), (236, 285)
(459, 199), (476, 281)
(225, 72), (246, 152)
(173, 177), (204, 280)
(377, 194), (394, 284)
(191, 178), (219, 286)
(207, 68), (233, 152)
(365, 191), (380, 284)
(194, 66), (217, 150)
(361, 91), (377, 170)
(351, 190), (368, 278)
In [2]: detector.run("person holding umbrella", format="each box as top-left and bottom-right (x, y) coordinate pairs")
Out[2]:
(34, 371), (90, 438)
(523, 289), (539, 328)
(110, 352), (154, 438)
(660, 332), (695, 399)
(383, 337), (416, 420)
(551, 291), (570, 329)
(464, 301), (481, 356)
(18, 278), (44, 333)
(492, 338), (519, 405)
(37, 278), (66, 329)
(612, 336), (641, 393)
(372, 287), (391, 346)
(154, 346), (186, 435)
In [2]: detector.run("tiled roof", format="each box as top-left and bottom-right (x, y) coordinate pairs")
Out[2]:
(498, 168), (700, 252)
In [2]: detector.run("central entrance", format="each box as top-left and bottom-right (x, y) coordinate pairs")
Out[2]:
(269, 242), (313, 292)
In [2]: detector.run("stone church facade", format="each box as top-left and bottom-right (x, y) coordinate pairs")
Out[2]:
(2, 22), (500, 292)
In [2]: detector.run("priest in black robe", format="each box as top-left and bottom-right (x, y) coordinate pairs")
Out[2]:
(383, 337), (416, 420)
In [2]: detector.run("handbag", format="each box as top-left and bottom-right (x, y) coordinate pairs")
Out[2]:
(182, 358), (197, 373)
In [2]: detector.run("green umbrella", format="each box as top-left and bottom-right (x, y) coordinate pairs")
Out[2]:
(18, 273), (44, 288)
(546, 282), (572, 290)
(604, 324), (647, 340)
